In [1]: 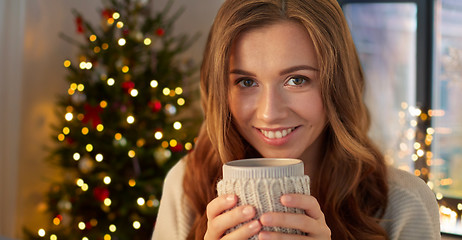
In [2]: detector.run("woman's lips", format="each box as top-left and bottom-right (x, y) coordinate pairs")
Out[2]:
(255, 126), (299, 145)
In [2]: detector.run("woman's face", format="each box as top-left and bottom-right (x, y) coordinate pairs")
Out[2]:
(228, 21), (327, 162)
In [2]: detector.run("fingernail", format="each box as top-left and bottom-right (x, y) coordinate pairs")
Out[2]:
(226, 195), (235, 202)
(261, 214), (272, 224)
(248, 220), (259, 229)
(242, 206), (253, 216)
(281, 195), (292, 203)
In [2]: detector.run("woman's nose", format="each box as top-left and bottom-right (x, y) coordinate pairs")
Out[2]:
(256, 87), (288, 123)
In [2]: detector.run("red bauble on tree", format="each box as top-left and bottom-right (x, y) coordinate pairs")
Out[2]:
(93, 187), (110, 202)
(155, 28), (165, 36)
(121, 81), (135, 94)
(82, 104), (103, 129)
(102, 9), (114, 19)
(75, 16), (84, 34)
(148, 100), (162, 113)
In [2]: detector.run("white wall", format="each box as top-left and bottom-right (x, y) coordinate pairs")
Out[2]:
(0, 0), (223, 238)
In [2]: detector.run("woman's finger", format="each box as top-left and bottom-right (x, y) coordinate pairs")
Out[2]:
(281, 194), (325, 223)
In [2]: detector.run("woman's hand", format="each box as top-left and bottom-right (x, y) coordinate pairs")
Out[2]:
(204, 194), (262, 240)
(258, 194), (331, 240)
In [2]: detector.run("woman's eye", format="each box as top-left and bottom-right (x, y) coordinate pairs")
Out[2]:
(237, 79), (257, 87)
(286, 76), (307, 86)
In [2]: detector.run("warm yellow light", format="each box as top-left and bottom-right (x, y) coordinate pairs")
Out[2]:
(128, 179), (136, 187)
(104, 234), (111, 240)
(458, 203), (462, 211)
(82, 183), (89, 191)
(76, 178), (84, 187)
(53, 217), (61, 225)
(94, 46), (101, 53)
(68, 88), (75, 95)
(107, 18), (114, 25)
(122, 66), (129, 73)
(127, 116), (135, 124)
(64, 60), (71, 67)
(413, 142), (421, 149)
(100, 100), (108, 108)
(177, 98), (185, 106)
(411, 154), (418, 161)
(73, 152), (81, 161)
(82, 127), (89, 135)
(116, 21), (124, 28)
(65, 112), (73, 121)
(83, 237), (89, 240)
(133, 221), (141, 229)
(150, 80), (158, 88)
(154, 131), (163, 140)
(118, 38), (126, 46)
(416, 149), (424, 157)
(96, 124), (104, 132)
(185, 142), (192, 151)
(63, 127), (70, 135)
(161, 141), (169, 148)
(112, 12), (120, 19)
(102, 43), (109, 50)
(38, 228), (46, 237)
(162, 88), (170, 96)
(70, 83), (77, 91)
(136, 138), (145, 147)
(90, 219), (98, 226)
(109, 224), (116, 232)
(144, 38), (152, 45)
(78, 221), (86, 230)
(50, 234), (57, 240)
(115, 133), (122, 140)
(104, 176), (111, 184)
(95, 153), (103, 162)
(107, 78), (115, 86)
(169, 90), (176, 97)
(170, 139), (178, 147)
(426, 127), (435, 135)
(137, 197), (145, 206)
(79, 62), (86, 69)
(436, 193), (443, 200)
(86, 144), (93, 152)
(130, 89), (138, 97)
(89, 34), (97, 42)
(175, 87), (183, 95)
(104, 198), (112, 206)
(173, 121), (182, 130)
(77, 84), (85, 91)
(58, 134), (65, 141)
(128, 150), (136, 158)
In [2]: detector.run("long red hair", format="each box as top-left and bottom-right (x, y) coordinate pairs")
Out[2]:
(184, 0), (389, 239)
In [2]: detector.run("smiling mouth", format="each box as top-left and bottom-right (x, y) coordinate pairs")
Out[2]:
(258, 127), (297, 139)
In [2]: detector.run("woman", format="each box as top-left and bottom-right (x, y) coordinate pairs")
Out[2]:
(152, 0), (440, 239)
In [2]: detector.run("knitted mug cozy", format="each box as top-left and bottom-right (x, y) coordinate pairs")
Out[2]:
(217, 158), (310, 238)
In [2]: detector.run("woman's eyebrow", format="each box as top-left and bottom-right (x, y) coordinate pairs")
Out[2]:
(230, 65), (318, 77)
(279, 65), (319, 75)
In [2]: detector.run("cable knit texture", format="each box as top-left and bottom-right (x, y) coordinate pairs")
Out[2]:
(217, 175), (310, 238)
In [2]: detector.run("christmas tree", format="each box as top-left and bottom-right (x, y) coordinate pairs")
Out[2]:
(24, 0), (200, 239)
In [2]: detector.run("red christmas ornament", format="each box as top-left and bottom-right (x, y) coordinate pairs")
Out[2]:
(85, 221), (93, 230)
(121, 81), (135, 94)
(102, 9), (114, 19)
(66, 137), (75, 145)
(93, 187), (110, 202)
(171, 143), (183, 152)
(148, 100), (162, 112)
(122, 29), (130, 36)
(156, 28), (165, 36)
(82, 104), (103, 129)
(75, 16), (84, 34)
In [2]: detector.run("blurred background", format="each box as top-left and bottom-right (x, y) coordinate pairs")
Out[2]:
(0, 0), (461, 239)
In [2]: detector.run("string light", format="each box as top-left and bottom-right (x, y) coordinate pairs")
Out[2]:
(63, 127), (70, 135)
(100, 100), (108, 108)
(86, 144), (93, 152)
(177, 98), (185, 106)
(38, 229), (46, 237)
(95, 153), (104, 162)
(122, 66), (129, 73)
(76, 178), (84, 187)
(173, 121), (182, 130)
(82, 127), (89, 135)
(50, 234), (57, 240)
(64, 60), (71, 68)
(169, 139), (178, 147)
(185, 142), (193, 151)
(162, 88), (170, 96)
(77, 84), (85, 91)
(104, 234), (111, 240)
(128, 150), (136, 158)
(112, 12), (120, 19)
(154, 131), (163, 140)
(175, 87), (183, 95)
(116, 21), (124, 28)
(97, 124), (104, 132)
(104, 176), (111, 184)
(169, 89), (176, 97)
(118, 38), (126, 46)
(130, 89), (139, 97)
(82, 184), (89, 191)
(65, 112), (73, 121)
(144, 38), (152, 45)
(128, 179), (136, 187)
(150, 80), (158, 88)
(94, 46), (101, 53)
(137, 197), (145, 206)
(107, 78), (115, 86)
(78, 222), (86, 230)
(89, 34), (97, 42)
(73, 153), (81, 161)
(104, 198), (112, 206)
(58, 134), (65, 142)
(114, 133), (122, 140)
(133, 221), (141, 229)
(109, 224), (117, 232)
(127, 115), (135, 124)
(102, 43), (109, 50)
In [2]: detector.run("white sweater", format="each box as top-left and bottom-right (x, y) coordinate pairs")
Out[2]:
(152, 160), (441, 240)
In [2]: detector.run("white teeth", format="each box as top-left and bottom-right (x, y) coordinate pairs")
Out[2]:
(260, 127), (295, 139)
